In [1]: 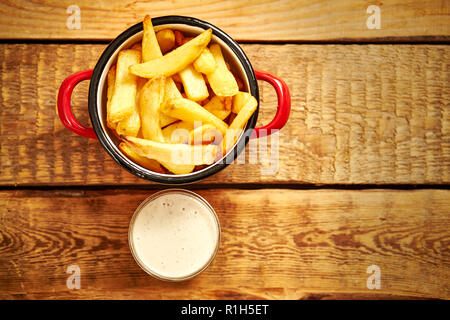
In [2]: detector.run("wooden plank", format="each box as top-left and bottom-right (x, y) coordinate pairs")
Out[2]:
(1, 44), (449, 185)
(0, 188), (448, 299)
(0, 0), (448, 41)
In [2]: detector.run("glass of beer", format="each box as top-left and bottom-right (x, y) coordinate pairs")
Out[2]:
(128, 189), (221, 281)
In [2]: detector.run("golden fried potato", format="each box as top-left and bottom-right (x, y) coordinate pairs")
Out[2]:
(232, 91), (253, 114)
(222, 95), (258, 153)
(119, 142), (163, 173)
(138, 77), (193, 174)
(129, 29), (212, 78)
(229, 95), (257, 131)
(122, 136), (218, 165)
(141, 15), (179, 128)
(160, 79), (183, 127)
(160, 162), (195, 175)
(122, 139), (194, 174)
(189, 124), (221, 145)
(108, 49), (141, 126)
(174, 30), (184, 47)
(162, 121), (195, 144)
(142, 15), (162, 62)
(221, 96), (232, 111)
(156, 29), (175, 53)
(193, 47), (217, 74)
(178, 64), (209, 101)
(140, 77), (165, 142)
(116, 110), (141, 137)
(206, 44), (238, 97)
(165, 98), (228, 134)
(203, 95), (231, 120)
(162, 95), (229, 148)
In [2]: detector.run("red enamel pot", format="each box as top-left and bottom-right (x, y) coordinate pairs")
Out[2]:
(58, 16), (290, 184)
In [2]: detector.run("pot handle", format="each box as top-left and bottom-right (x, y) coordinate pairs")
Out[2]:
(252, 70), (291, 139)
(57, 69), (97, 139)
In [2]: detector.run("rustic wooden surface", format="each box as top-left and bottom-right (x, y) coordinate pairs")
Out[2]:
(0, 189), (449, 299)
(0, 0), (449, 41)
(0, 0), (449, 300)
(0, 44), (449, 186)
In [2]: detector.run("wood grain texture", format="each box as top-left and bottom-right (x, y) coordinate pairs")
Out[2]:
(0, 44), (449, 185)
(0, 0), (449, 41)
(0, 188), (448, 299)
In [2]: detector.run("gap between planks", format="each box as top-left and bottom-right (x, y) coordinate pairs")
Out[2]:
(0, 184), (449, 192)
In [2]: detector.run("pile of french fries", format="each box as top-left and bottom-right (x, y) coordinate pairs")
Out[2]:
(107, 16), (258, 175)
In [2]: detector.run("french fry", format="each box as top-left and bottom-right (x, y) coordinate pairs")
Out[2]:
(116, 57), (142, 137)
(165, 98), (228, 134)
(142, 15), (162, 62)
(229, 95), (257, 131)
(222, 95), (258, 153)
(108, 60), (140, 136)
(163, 77), (183, 101)
(160, 80), (182, 127)
(140, 77), (166, 142)
(193, 47), (217, 74)
(206, 44), (238, 97)
(162, 121), (195, 144)
(160, 162), (195, 175)
(161, 95), (228, 146)
(174, 30), (184, 47)
(232, 91), (253, 113)
(116, 110), (141, 137)
(163, 118), (224, 145)
(119, 142), (163, 173)
(156, 29), (175, 53)
(121, 141), (193, 174)
(178, 64), (209, 101)
(135, 77), (147, 107)
(203, 95), (231, 120)
(108, 49), (141, 126)
(129, 28), (212, 78)
(221, 96), (232, 111)
(189, 124), (221, 145)
(122, 136), (218, 165)
(160, 113), (178, 128)
(138, 77), (194, 174)
(141, 16), (181, 128)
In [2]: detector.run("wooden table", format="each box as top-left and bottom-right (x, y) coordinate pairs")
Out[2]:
(0, 0), (449, 300)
